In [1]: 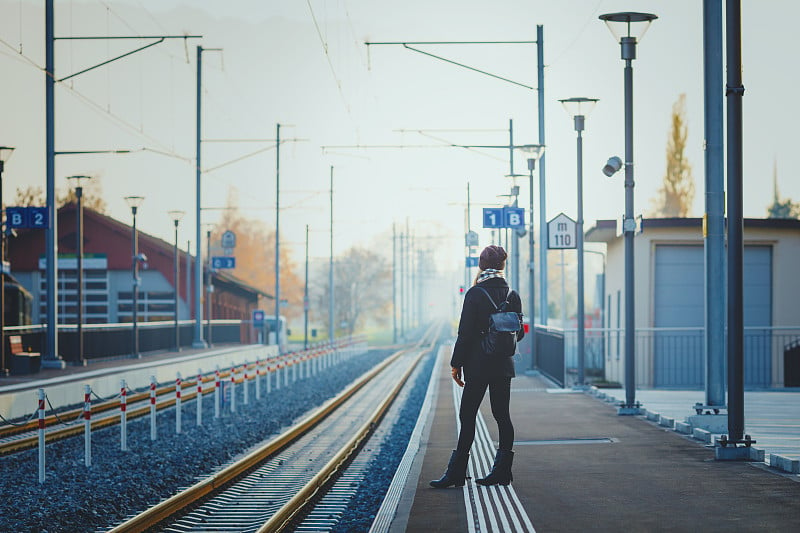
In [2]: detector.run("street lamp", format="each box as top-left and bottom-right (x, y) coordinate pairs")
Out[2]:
(559, 97), (599, 388)
(168, 210), (185, 352)
(124, 195), (145, 358)
(0, 146), (15, 376)
(520, 144), (544, 371)
(67, 175), (92, 366)
(599, 11), (657, 413)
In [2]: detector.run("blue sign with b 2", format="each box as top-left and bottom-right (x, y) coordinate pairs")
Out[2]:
(6, 206), (49, 229)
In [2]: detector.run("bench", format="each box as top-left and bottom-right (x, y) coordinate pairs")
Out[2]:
(8, 335), (41, 375)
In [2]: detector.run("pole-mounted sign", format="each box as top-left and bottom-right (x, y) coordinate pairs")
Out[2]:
(547, 213), (577, 249)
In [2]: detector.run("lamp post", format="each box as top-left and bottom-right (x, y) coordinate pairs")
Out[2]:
(599, 11), (657, 413)
(559, 97), (599, 387)
(124, 195), (144, 358)
(520, 145), (544, 371)
(168, 210), (185, 352)
(67, 175), (92, 366)
(0, 146), (15, 376)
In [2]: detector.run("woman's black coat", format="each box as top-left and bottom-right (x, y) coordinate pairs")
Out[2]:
(450, 277), (524, 381)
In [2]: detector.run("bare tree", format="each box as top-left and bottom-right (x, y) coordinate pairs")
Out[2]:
(311, 246), (392, 337)
(650, 94), (695, 217)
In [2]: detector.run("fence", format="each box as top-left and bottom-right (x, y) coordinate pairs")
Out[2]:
(4, 320), (254, 365)
(535, 326), (800, 389)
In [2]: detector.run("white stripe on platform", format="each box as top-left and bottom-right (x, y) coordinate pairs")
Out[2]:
(451, 378), (536, 532)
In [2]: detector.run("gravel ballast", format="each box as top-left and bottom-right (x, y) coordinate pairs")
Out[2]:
(0, 348), (392, 532)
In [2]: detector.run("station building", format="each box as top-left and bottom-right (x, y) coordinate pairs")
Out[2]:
(7, 204), (269, 329)
(585, 217), (800, 389)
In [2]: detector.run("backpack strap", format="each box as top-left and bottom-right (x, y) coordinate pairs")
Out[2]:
(475, 286), (499, 311)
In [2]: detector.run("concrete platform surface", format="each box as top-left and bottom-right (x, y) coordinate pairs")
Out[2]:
(403, 360), (800, 532)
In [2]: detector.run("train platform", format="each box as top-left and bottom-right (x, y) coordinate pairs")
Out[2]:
(396, 356), (800, 532)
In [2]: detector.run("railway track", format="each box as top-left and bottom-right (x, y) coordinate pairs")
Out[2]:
(107, 325), (442, 533)
(0, 342), (353, 456)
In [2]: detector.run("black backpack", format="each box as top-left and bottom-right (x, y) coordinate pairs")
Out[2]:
(475, 287), (522, 358)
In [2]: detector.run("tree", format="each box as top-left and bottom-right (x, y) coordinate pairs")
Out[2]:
(210, 190), (304, 320)
(12, 179), (108, 213)
(766, 158), (800, 219)
(311, 246), (392, 337)
(650, 94), (695, 217)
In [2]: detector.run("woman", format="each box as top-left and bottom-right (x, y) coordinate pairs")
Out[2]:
(430, 244), (524, 488)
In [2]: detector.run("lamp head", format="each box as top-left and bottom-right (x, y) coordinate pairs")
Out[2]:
(558, 97), (599, 119)
(124, 195), (145, 209)
(0, 146), (16, 165)
(168, 210), (186, 225)
(599, 12), (658, 42)
(603, 156), (623, 177)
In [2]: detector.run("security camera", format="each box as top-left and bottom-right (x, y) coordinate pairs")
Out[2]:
(602, 156), (623, 177)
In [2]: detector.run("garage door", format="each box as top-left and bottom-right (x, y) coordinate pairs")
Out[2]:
(653, 244), (772, 388)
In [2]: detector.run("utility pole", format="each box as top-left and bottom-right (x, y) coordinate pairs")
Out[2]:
(329, 165), (335, 343)
(275, 123), (281, 353)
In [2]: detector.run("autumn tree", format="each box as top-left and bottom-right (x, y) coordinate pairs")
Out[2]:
(311, 246), (392, 337)
(650, 94), (695, 217)
(210, 191), (304, 320)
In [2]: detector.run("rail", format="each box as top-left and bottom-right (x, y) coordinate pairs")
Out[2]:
(108, 326), (441, 532)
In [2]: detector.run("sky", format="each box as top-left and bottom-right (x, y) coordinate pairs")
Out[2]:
(0, 0), (797, 315)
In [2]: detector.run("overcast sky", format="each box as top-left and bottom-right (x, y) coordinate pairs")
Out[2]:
(1, 0), (796, 288)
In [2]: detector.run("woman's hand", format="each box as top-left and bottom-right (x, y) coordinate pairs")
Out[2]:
(451, 366), (464, 387)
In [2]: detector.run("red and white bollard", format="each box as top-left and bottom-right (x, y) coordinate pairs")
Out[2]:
(230, 366), (237, 413)
(196, 369), (203, 427)
(255, 360), (262, 400)
(243, 363), (249, 406)
(214, 365), (221, 419)
(38, 388), (46, 483)
(150, 376), (157, 441)
(175, 372), (182, 434)
(266, 361), (272, 394)
(84, 384), (92, 467)
(120, 379), (128, 452)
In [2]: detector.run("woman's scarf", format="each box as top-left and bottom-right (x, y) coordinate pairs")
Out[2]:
(476, 269), (505, 284)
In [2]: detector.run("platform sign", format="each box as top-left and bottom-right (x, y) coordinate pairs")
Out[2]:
(221, 230), (236, 249)
(465, 231), (479, 247)
(6, 206), (49, 229)
(211, 256), (236, 269)
(505, 207), (525, 228)
(465, 256), (479, 267)
(547, 213), (577, 249)
(482, 208), (504, 228)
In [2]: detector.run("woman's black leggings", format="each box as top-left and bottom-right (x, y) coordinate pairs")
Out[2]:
(456, 377), (514, 453)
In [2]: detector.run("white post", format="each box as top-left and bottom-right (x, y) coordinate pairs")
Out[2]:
(175, 372), (182, 434)
(284, 356), (289, 387)
(149, 376), (157, 441)
(243, 363), (250, 405)
(38, 389), (46, 483)
(196, 369), (203, 427)
(230, 365), (237, 413)
(255, 360), (262, 400)
(214, 365), (221, 419)
(120, 379), (127, 452)
(84, 384), (92, 467)
(266, 361), (272, 394)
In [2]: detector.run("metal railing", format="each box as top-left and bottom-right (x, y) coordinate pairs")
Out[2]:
(534, 326), (800, 389)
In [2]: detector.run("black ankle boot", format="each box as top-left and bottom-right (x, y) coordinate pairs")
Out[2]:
(429, 450), (470, 488)
(476, 449), (514, 486)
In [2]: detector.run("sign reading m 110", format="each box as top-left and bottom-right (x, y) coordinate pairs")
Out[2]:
(547, 213), (577, 249)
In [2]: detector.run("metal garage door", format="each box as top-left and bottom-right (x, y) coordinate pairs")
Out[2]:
(653, 244), (772, 388)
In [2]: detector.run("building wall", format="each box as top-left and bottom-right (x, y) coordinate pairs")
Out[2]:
(597, 221), (800, 388)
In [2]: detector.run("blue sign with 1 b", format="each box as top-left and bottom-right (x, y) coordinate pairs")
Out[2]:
(483, 207), (525, 228)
